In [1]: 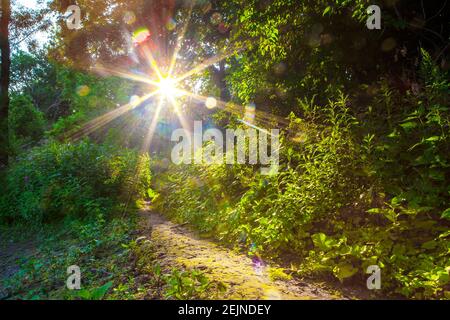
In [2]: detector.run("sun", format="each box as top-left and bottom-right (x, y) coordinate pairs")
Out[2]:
(157, 77), (178, 98)
(82, 8), (248, 146)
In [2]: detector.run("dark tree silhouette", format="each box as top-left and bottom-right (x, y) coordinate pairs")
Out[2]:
(0, 0), (11, 166)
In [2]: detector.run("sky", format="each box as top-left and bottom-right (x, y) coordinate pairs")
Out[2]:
(15, 0), (39, 9)
(14, 0), (52, 51)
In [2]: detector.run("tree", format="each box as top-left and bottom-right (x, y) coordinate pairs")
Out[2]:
(0, 0), (11, 166)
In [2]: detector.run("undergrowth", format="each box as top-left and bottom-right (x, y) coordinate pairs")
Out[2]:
(0, 139), (153, 299)
(155, 51), (450, 299)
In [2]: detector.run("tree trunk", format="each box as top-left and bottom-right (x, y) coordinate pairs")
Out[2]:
(210, 60), (230, 102)
(0, 0), (11, 166)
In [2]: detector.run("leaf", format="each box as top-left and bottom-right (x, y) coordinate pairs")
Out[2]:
(368, 207), (397, 223)
(441, 208), (450, 220)
(147, 188), (157, 199)
(74, 289), (91, 300)
(90, 281), (113, 300)
(439, 230), (450, 238)
(367, 208), (383, 214)
(400, 122), (417, 130)
(425, 136), (440, 142)
(311, 233), (334, 251)
(333, 263), (358, 282)
(323, 6), (332, 16)
(387, 130), (399, 138)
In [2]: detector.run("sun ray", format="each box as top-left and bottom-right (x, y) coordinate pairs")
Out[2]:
(168, 4), (194, 77)
(140, 45), (164, 80)
(141, 98), (164, 153)
(121, 98), (164, 218)
(175, 47), (244, 83)
(65, 91), (160, 141)
(237, 119), (277, 137)
(62, 10), (272, 153)
(176, 90), (289, 127)
(93, 64), (159, 86)
(167, 95), (193, 144)
(119, 108), (149, 147)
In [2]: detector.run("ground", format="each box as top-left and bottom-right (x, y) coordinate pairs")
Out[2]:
(0, 231), (37, 299)
(0, 207), (375, 300)
(143, 209), (346, 300)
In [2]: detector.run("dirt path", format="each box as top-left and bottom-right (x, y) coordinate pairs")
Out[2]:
(145, 211), (343, 300)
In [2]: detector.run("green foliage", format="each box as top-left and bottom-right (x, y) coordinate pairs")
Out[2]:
(157, 94), (364, 251)
(47, 111), (87, 138)
(368, 50), (450, 212)
(156, 56), (450, 298)
(163, 269), (218, 300)
(9, 94), (46, 153)
(73, 281), (114, 300)
(1, 213), (139, 300)
(121, 237), (227, 300)
(11, 50), (133, 129)
(4, 0), (449, 301)
(268, 267), (292, 281)
(0, 140), (152, 224)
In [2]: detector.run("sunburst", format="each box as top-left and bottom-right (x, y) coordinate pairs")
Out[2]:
(67, 6), (287, 149)
(156, 77), (179, 98)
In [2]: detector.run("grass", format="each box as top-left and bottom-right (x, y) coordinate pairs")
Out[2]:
(1, 212), (138, 300)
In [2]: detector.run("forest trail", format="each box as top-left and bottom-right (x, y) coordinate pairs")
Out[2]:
(143, 210), (343, 300)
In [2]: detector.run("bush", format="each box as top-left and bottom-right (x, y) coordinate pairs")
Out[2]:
(0, 139), (151, 224)
(156, 93), (363, 244)
(156, 79), (450, 298)
(9, 94), (46, 153)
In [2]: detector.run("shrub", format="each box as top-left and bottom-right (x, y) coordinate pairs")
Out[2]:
(0, 139), (151, 224)
(155, 80), (450, 298)
(9, 94), (46, 154)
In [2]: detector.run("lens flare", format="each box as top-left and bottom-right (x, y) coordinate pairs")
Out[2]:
(123, 11), (136, 25)
(166, 18), (177, 31)
(244, 103), (256, 124)
(205, 97), (217, 109)
(76, 85), (90, 97)
(132, 27), (151, 45)
(157, 77), (178, 98)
